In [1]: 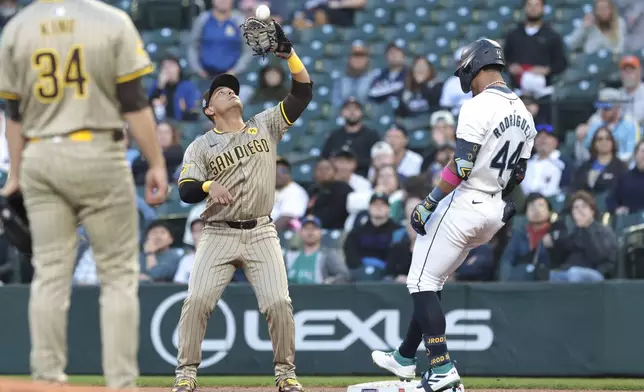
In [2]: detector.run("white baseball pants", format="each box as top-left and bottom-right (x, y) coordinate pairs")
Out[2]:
(407, 188), (507, 293)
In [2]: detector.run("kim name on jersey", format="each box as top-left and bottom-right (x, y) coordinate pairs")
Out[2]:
(492, 113), (532, 139)
(209, 138), (270, 176)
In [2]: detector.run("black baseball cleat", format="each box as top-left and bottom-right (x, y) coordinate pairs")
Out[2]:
(171, 377), (197, 392)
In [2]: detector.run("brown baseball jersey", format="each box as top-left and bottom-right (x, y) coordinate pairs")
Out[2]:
(0, 0), (153, 138)
(179, 104), (290, 221)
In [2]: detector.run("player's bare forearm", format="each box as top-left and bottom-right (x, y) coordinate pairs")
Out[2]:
(5, 117), (24, 183)
(125, 107), (166, 169)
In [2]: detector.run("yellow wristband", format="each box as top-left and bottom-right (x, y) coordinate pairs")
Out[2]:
(202, 181), (212, 193)
(287, 54), (305, 74)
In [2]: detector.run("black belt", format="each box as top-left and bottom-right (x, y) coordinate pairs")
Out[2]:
(222, 216), (272, 230)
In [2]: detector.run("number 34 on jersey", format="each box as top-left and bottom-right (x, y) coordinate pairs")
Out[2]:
(31, 44), (89, 104)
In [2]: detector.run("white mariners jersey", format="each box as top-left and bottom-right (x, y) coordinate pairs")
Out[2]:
(456, 86), (537, 195)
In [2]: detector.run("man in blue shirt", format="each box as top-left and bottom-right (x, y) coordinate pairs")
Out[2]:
(188, 0), (252, 79)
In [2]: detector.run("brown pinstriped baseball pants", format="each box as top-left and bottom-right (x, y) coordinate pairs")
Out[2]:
(19, 134), (140, 389)
(175, 217), (296, 383)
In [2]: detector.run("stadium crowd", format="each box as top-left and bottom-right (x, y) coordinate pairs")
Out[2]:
(0, 0), (643, 286)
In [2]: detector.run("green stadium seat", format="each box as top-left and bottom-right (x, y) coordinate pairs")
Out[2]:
(556, 79), (600, 101)
(141, 29), (181, 47)
(491, 5), (519, 23)
(554, 7), (585, 22)
(548, 194), (568, 214)
(324, 42), (348, 58)
(433, 8), (474, 24)
(340, 25), (380, 43)
(355, 7), (394, 25)
(400, 7), (432, 25)
(297, 25), (342, 44)
(321, 230), (345, 249)
(408, 129), (432, 150)
(137, 0), (184, 30)
(400, 116), (431, 133)
(464, 22), (503, 41)
(291, 159), (317, 184)
(277, 133), (296, 155)
(365, 0), (403, 12)
(613, 212), (644, 236)
(404, 0), (438, 8)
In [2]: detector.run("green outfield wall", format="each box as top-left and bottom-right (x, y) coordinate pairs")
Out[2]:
(1, 282), (643, 377)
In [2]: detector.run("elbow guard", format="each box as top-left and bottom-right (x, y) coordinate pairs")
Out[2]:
(178, 180), (208, 204)
(454, 138), (481, 180)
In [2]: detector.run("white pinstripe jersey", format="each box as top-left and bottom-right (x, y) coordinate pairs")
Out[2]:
(179, 105), (290, 222)
(0, 0), (153, 138)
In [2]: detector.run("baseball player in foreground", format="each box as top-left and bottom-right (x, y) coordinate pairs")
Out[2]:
(172, 18), (312, 392)
(372, 39), (537, 391)
(0, 0), (168, 388)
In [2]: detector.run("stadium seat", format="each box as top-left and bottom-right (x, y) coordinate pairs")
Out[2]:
(614, 212), (644, 236)
(556, 79), (599, 101)
(548, 194), (568, 214)
(399, 116), (431, 132)
(408, 129), (433, 150)
(356, 7), (394, 25)
(321, 230), (345, 249)
(554, 7), (585, 22)
(297, 25), (342, 44)
(365, 0), (402, 12)
(291, 158), (317, 184)
(137, 0), (184, 30)
(340, 25), (380, 43)
(433, 8), (474, 24)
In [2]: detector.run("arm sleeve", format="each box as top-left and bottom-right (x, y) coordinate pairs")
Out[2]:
(115, 13), (154, 84)
(178, 142), (209, 203)
(116, 78), (150, 113)
(0, 28), (20, 101)
(455, 101), (486, 144)
(255, 80), (313, 138)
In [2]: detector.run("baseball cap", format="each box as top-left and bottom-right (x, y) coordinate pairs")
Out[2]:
(430, 110), (455, 127)
(594, 87), (622, 110)
(276, 156), (290, 168)
(201, 73), (241, 117)
(301, 215), (322, 227)
(370, 192), (390, 205)
(620, 55), (641, 69)
(371, 141), (394, 158)
(342, 96), (362, 109)
(331, 145), (357, 160)
(351, 42), (369, 56)
(536, 124), (556, 136)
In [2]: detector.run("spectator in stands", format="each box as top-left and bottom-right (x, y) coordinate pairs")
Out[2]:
(385, 196), (420, 283)
(582, 88), (640, 162)
(565, 0), (626, 54)
(521, 93), (551, 126)
(367, 43), (407, 104)
(73, 247), (99, 286)
(499, 193), (566, 281)
(573, 126), (627, 195)
(306, 158), (353, 230)
(421, 111), (457, 172)
(521, 124), (572, 197)
(140, 221), (185, 282)
(615, 0), (644, 52)
(395, 56), (443, 118)
(131, 121), (184, 186)
(122, 129), (140, 168)
(343, 193), (403, 281)
(188, 0), (251, 79)
(149, 54), (200, 122)
(504, 0), (567, 97)
(618, 55), (644, 125)
(0, 0), (18, 29)
(272, 157), (309, 232)
(439, 46), (472, 114)
(174, 219), (205, 284)
(549, 191), (617, 281)
(249, 63), (290, 104)
(294, 0), (367, 27)
(284, 215), (350, 284)
(332, 43), (380, 107)
(345, 164), (405, 231)
(607, 140), (644, 214)
(183, 202), (207, 247)
(321, 98), (379, 177)
(329, 146), (372, 191)
(367, 141), (395, 183)
(385, 125), (423, 179)
(453, 244), (496, 282)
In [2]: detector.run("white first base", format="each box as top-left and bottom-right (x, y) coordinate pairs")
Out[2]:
(346, 380), (465, 392)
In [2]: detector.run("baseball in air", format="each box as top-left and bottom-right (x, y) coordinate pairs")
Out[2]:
(255, 4), (271, 20)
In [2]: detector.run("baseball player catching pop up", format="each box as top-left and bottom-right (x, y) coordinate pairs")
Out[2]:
(0, 0), (168, 389)
(172, 16), (312, 392)
(372, 39), (537, 392)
